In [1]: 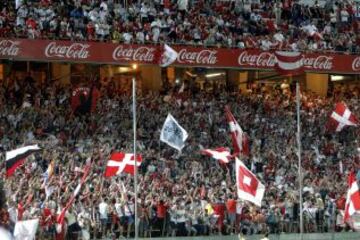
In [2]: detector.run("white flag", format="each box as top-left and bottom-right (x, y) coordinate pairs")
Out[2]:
(14, 219), (39, 240)
(160, 114), (188, 151)
(160, 44), (178, 67)
(15, 0), (23, 9)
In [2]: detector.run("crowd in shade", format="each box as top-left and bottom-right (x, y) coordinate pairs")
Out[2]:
(0, 0), (359, 52)
(0, 72), (359, 239)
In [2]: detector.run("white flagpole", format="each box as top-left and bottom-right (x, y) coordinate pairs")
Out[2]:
(296, 80), (304, 237)
(132, 76), (139, 239)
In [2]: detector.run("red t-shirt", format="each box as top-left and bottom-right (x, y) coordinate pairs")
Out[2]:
(156, 203), (167, 219)
(226, 199), (236, 214)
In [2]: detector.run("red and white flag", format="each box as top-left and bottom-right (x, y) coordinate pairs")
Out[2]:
(104, 152), (142, 177)
(344, 172), (360, 221)
(225, 106), (250, 156)
(274, 51), (304, 76)
(160, 44), (178, 67)
(236, 158), (265, 207)
(201, 147), (232, 164)
(57, 164), (91, 232)
(327, 102), (358, 132)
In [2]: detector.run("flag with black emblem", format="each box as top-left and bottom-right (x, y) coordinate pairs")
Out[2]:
(160, 114), (188, 151)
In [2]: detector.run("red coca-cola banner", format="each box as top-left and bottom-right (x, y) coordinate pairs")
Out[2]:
(0, 38), (359, 74)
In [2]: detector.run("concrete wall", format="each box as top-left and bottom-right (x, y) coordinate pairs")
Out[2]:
(306, 73), (328, 96)
(140, 65), (162, 92)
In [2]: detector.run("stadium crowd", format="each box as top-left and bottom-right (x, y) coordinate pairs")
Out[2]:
(0, 72), (359, 239)
(0, 0), (359, 52)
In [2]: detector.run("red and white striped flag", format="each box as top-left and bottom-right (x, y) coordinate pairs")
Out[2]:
(274, 51), (304, 76)
(225, 106), (250, 156)
(57, 163), (91, 232)
(327, 102), (358, 132)
(104, 152), (142, 177)
(201, 147), (232, 164)
(344, 172), (360, 222)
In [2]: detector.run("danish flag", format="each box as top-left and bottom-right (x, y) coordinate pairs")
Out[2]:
(236, 158), (265, 207)
(274, 51), (304, 76)
(201, 147), (232, 164)
(327, 102), (358, 132)
(105, 152), (142, 177)
(344, 172), (360, 221)
(225, 106), (250, 156)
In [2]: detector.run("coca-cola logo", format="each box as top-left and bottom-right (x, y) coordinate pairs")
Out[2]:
(0, 40), (20, 57)
(302, 56), (333, 70)
(352, 57), (360, 71)
(238, 51), (333, 70)
(112, 45), (156, 62)
(45, 42), (90, 59)
(238, 51), (276, 67)
(177, 49), (218, 65)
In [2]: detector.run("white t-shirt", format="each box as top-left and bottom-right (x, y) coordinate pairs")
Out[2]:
(98, 202), (108, 219)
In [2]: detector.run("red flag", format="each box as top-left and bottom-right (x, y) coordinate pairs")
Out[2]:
(104, 152), (142, 177)
(274, 51), (304, 76)
(201, 147), (232, 164)
(326, 102), (358, 132)
(225, 106), (250, 156)
(344, 172), (360, 221)
(235, 158), (265, 206)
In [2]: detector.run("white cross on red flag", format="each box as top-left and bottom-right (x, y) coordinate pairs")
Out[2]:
(344, 172), (360, 222)
(201, 147), (232, 164)
(327, 102), (358, 132)
(105, 152), (142, 177)
(236, 158), (265, 207)
(225, 106), (250, 156)
(274, 51), (304, 76)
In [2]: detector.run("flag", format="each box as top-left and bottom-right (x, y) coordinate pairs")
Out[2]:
(160, 44), (178, 67)
(344, 172), (360, 221)
(160, 114), (188, 151)
(14, 219), (39, 240)
(201, 147), (232, 164)
(71, 85), (99, 115)
(15, 0), (23, 9)
(225, 106), (250, 156)
(104, 152), (142, 177)
(327, 102), (358, 132)
(235, 158), (265, 207)
(274, 51), (304, 76)
(5, 145), (41, 177)
(57, 163), (91, 231)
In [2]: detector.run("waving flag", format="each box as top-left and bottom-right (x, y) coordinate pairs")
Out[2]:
(14, 219), (39, 240)
(236, 158), (265, 207)
(57, 163), (91, 232)
(104, 152), (142, 177)
(160, 44), (178, 67)
(275, 51), (304, 76)
(327, 102), (358, 132)
(344, 172), (360, 222)
(225, 107), (250, 156)
(5, 145), (41, 177)
(160, 114), (188, 151)
(201, 147), (232, 164)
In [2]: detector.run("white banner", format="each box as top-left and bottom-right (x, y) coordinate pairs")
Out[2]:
(160, 114), (188, 151)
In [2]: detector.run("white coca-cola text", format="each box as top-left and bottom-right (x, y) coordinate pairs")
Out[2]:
(238, 51), (333, 70)
(352, 57), (360, 71)
(177, 49), (218, 65)
(0, 40), (20, 57)
(45, 42), (90, 59)
(112, 46), (155, 62)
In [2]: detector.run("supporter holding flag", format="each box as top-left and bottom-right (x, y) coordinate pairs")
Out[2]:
(225, 106), (250, 156)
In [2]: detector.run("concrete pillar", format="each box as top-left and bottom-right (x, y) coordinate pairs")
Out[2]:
(140, 65), (162, 92)
(227, 70), (248, 92)
(306, 73), (328, 96)
(52, 63), (71, 85)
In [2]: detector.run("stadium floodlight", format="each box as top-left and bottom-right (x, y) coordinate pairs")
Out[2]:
(330, 75), (345, 81)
